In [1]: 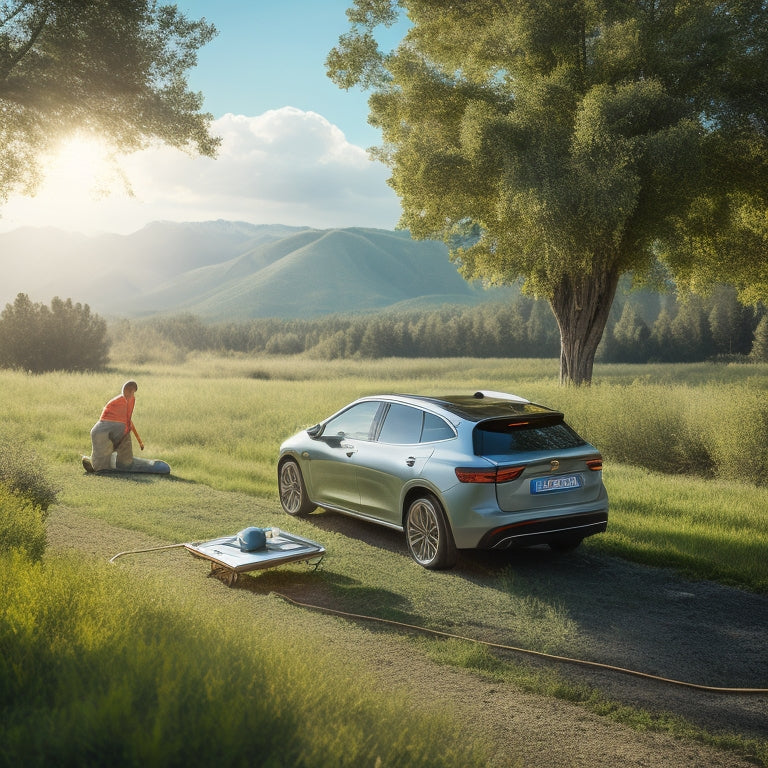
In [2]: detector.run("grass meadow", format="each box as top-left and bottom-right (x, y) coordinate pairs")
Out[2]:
(4, 354), (768, 591)
(2, 355), (768, 766)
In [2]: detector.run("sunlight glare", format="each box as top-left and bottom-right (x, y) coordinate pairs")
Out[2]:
(43, 134), (124, 200)
(0, 133), (137, 233)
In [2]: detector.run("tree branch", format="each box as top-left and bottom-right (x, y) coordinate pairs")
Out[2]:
(0, 4), (50, 83)
(0, 0), (35, 28)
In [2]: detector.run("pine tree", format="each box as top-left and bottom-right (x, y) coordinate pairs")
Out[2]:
(750, 316), (768, 362)
(609, 303), (651, 363)
(670, 298), (712, 362)
(650, 308), (677, 362)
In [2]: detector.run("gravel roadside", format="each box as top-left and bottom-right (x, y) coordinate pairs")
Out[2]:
(47, 506), (767, 768)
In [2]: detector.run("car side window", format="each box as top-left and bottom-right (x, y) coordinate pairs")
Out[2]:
(323, 401), (381, 441)
(377, 403), (424, 444)
(421, 412), (455, 442)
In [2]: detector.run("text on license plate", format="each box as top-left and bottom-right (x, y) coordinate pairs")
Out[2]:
(530, 474), (583, 494)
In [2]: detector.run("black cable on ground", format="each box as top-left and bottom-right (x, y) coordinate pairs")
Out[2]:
(270, 592), (768, 696)
(108, 545), (768, 695)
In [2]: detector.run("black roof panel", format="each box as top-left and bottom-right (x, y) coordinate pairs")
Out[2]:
(402, 394), (561, 423)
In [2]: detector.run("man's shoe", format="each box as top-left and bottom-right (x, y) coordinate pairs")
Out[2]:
(82, 456), (94, 473)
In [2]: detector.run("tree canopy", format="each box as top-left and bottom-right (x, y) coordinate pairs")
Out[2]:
(327, 0), (768, 383)
(0, 0), (219, 204)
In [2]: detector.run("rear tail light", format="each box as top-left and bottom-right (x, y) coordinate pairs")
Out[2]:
(586, 457), (603, 471)
(455, 465), (525, 484)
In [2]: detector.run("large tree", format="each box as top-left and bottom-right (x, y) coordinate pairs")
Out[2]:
(0, 0), (219, 203)
(327, 0), (768, 384)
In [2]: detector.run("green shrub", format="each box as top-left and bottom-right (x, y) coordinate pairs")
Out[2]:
(702, 388), (768, 485)
(0, 486), (47, 561)
(0, 293), (109, 372)
(546, 383), (715, 477)
(0, 436), (58, 515)
(108, 320), (188, 365)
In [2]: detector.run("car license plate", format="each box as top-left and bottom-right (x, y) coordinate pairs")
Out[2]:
(530, 474), (582, 494)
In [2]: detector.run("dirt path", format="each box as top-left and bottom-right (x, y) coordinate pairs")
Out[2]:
(47, 506), (767, 768)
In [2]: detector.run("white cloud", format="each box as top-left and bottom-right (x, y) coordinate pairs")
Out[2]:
(0, 109), (402, 234)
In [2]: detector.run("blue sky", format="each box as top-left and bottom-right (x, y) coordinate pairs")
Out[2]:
(0, 1), (407, 235)
(180, 0), (389, 148)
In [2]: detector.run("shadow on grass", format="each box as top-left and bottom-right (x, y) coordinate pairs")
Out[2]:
(88, 470), (196, 485)
(297, 505), (569, 576)
(231, 563), (416, 626)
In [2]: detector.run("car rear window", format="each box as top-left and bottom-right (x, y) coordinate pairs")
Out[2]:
(421, 412), (455, 442)
(376, 403), (455, 444)
(377, 403), (423, 444)
(474, 418), (586, 455)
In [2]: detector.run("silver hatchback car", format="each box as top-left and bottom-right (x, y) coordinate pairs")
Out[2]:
(278, 391), (608, 569)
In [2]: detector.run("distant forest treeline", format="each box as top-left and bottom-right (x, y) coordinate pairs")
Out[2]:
(115, 284), (768, 364)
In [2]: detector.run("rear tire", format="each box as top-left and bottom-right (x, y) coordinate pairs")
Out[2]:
(405, 493), (457, 570)
(279, 459), (315, 516)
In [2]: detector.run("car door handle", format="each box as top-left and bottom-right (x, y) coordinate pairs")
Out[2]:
(341, 442), (356, 457)
(406, 456), (416, 467)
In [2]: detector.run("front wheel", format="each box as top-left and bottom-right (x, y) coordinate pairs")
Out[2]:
(405, 494), (457, 570)
(279, 459), (315, 516)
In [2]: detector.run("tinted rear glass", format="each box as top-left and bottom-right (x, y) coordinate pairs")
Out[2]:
(378, 403), (423, 444)
(474, 418), (586, 455)
(376, 404), (455, 444)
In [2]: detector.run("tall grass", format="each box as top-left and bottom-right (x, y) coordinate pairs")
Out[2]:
(0, 432), (59, 560)
(0, 549), (490, 768)
(596, 465), (768, 592)
(5, 357), (768, 489)
(526, 381), (768, 481)
(0, 486), (47, 561)
(0, 432), (59, 513)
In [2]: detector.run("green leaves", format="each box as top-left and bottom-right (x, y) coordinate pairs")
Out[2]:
(329, 0), (768, 382)
(0, 0), (219, 202)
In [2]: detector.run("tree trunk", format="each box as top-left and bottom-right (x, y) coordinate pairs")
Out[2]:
(550, 268), (620, 385)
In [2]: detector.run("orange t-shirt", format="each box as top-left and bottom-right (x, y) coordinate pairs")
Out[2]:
(100, 395), (135, 433)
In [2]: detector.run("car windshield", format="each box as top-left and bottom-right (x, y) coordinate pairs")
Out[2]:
(474, 417), (586, 455)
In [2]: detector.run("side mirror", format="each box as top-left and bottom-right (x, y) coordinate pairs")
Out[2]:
(306, 424), (323, 438)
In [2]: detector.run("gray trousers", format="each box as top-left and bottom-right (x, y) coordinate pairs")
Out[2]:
(90, 420), (133, 471)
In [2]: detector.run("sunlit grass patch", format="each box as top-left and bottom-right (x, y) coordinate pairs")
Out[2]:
(0, 549), (491, 768)
(4, 357), (768, 593)
(592, 465), (768, 592)
(4, 356), (768, 766)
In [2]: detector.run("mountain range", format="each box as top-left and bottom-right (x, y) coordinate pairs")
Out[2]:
(0, 220), (513, 320)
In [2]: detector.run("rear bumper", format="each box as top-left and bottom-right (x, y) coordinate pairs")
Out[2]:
(475, 509), (608, 550)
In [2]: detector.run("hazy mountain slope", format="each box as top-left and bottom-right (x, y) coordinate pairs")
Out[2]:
(124, 228), (331, 314)
(0, 227), (95, 303)
(178, 228), (477, 319)
(0, 221), (504, 319)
